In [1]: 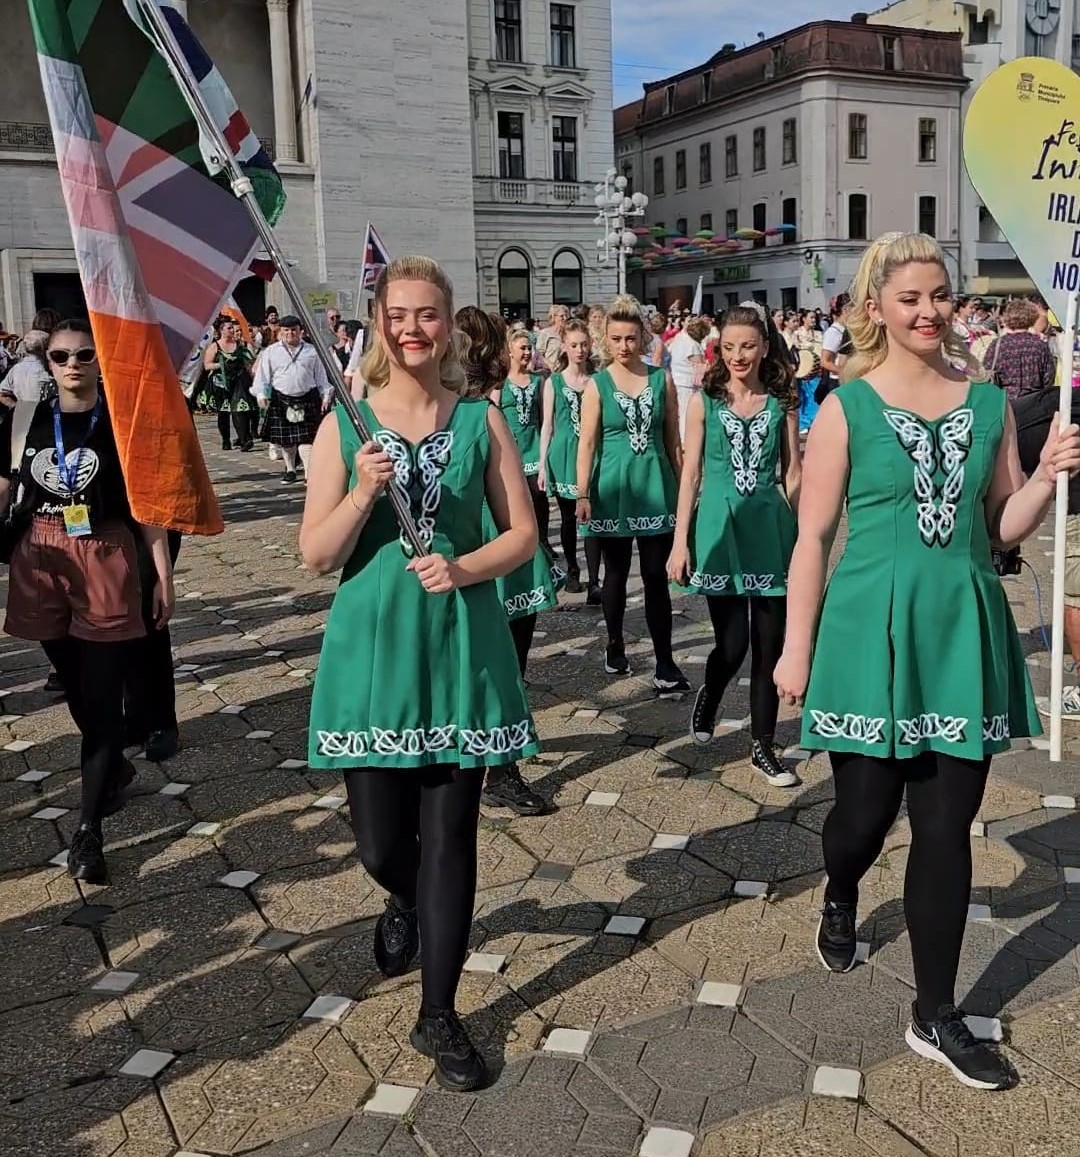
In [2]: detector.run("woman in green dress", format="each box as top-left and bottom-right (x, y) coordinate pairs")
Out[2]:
(575, 296), (688, 693)
(774, 232), (1080, 1091)
(668, 303), (802, 787)
(539, 319), (602, 602)
(502, 325), (550, 548)
(197, 317), (254, 450)
(301, 257), (539, 1093)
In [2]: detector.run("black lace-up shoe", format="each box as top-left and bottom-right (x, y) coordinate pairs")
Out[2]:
(68, 825), (108, 885)
(586, 583), (602, 606)
(653, 661), (691, 698)
(690, 685), (719, 744)
(604, 643), (630, 676)
(816, 899), (858, 973)
(410, 1008), (487, 1091)
(751, 739), (800, 788)
(905, 1003), (1014, 1090)
(564, 569), (582, 595)
(482, 764), (549, 816)
(373, 896), (419, 978)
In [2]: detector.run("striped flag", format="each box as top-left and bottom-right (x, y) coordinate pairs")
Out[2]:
(28, 0), (285, 534)
(360, 222), (391, 293)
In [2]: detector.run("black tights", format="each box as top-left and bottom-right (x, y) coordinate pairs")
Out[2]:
(528, 477), (549, 545)
(509, 615), (535, 679)
(600, 534), (673, 665)
(216, 411), (232, 447)
(232, 409), (254, 447)
(704, 595), (785, 740)
(823, 751), (990, 1021)
(43, 637), (133, 833)
(555, 497), (601, 585)
(345, 765), (484, 1012)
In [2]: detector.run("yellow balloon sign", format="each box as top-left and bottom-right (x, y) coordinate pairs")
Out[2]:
(964, 57), (1080, 318)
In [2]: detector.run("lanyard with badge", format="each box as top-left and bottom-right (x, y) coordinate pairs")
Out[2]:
(52, 396), (101, 537)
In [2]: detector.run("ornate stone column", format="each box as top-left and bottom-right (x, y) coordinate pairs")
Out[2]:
(266, 0), (298, 163)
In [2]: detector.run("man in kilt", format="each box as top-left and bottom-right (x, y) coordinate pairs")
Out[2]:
(252, 315), (333, 483)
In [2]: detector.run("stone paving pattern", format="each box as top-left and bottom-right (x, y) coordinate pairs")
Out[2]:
(0, 427), (1079, 1156)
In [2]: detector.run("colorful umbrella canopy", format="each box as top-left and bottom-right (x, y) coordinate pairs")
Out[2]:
(670, 236), (691, 246)
(695, 228), (715, 239)
(732, 227), (764, 241)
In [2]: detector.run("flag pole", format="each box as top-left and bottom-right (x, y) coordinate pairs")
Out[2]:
(1049, 287), (1078, 762)
(134, 0), (427, 557)
(355, 222), (371, 319)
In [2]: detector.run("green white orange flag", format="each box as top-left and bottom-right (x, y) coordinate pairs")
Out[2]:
(27, 0), (285, 534)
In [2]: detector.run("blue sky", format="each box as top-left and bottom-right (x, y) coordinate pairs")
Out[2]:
(612, 0), (866, 105)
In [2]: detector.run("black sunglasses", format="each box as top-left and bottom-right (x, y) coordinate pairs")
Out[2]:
(47, 347), (96, 366)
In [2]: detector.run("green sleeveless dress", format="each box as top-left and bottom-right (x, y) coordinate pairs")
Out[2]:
(546, 372), (585, 499)
(582, 368), (677, 538)
(802, 379), (1040, 761)
(308, 399), (540, 770)
(483, 509), (566, 621)
(683, 393), (795, 597)
(499, 376), (542, 475)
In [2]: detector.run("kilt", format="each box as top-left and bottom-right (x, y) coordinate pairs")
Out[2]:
(259, 388), (323, 447)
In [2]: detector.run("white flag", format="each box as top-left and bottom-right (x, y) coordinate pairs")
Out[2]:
(691, 275), (704, 315)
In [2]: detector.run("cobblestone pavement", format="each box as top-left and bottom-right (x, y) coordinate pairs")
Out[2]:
(1, 422), (1079, 1157)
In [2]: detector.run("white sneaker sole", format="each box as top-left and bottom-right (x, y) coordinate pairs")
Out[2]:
(904, 1026), (1006, 1090)
(815, 914), (857, 974)
(755, 764), (800, 788)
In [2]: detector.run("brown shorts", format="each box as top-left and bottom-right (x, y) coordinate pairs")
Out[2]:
(1067, 515), (1080, 611)
(4, 517), (146, 643)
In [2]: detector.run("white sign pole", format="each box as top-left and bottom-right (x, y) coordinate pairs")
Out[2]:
(1049, 288), (1078, 762)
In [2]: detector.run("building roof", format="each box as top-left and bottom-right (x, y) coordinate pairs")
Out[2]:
(613, 18), (966, 137)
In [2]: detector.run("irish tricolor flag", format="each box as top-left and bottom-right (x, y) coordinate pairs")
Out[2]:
(28, 0), (284, 534)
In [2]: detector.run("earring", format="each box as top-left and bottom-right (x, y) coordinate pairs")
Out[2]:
(875, 318), (885, 327)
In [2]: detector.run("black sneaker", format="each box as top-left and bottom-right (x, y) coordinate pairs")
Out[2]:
(653, 661), (691, 698)
(410, 1009), (487, 1092)
(68, 825), (108, 885)
(145, 727), (180, 763)
(564, 570), (582, 595)
(482, 764), (549, 816)
(604, 643), (630, 676)
(281, 470), (297, 484)
(586, 583), (602, 607)
(816, 899), (858, 973)
(751, 739), (800, 788)
(221, 440), (232, 451)
(373, 896), (419, 978)
(690, 684), (720, 745)
(43, 669), (66, 698)
(905, 1003), (1013, 1090)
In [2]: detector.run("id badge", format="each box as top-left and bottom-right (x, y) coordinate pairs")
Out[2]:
(63, 504), (92, 537)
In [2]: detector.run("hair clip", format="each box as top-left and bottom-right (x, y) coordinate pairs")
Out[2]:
(738, 300), (769, 325)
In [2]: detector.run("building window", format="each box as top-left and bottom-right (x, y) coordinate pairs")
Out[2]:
(701, 72), (712, 102)
(752, 126), (766, 171)
(653, 155), (665, 196)
(782, 117), (797, 165)
(552, 116), (578, 181)
(699, 142), (712, 185)
(781, 287), (798, 311)
(918, 117), (937, 163)
(882, 35), (898, 70)
(664, 84), (676, 115)
(550, 3), (576, 68)
(918, 195), (937, 236)
(675, 149), (687, 189)
(497, 111), (525, 178)
(726, 291), (740, 308)
(752, 289), (768, 306)
(676, 217), (687, 237)
(701, 212), (713, 231)
(498, 248), (531, 320)
(494, 0), (522, 63)
(621, 163), (634, 193)
(725, 134), (737, 177)
(702, 293), (715, 315)
(848, 193), (868, 240)
(552, 249), (583, 305)
(781, 197), (796, 243)
(752, 201), (766, 248)
(725, 208), (737, 237)
(848, 113), (868, 160)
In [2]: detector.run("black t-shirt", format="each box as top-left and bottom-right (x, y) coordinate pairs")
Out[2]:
(5, 398), (131, 524)
(1012, 389), (1080, 515)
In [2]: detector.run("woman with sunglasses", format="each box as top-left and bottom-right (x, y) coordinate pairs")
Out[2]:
(0, 321), (175, 884)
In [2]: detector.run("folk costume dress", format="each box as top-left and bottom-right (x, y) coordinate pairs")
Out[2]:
(581, 368), (677, 538)
(486, 506), (565, 621)
(682, 393), (795, 597)
(308, 399), (540, 770)
(545, 372), (585, 500)
(499, 376), (542, 476)
(802, 378), (1040, 761)
(195, 343), (253, 414)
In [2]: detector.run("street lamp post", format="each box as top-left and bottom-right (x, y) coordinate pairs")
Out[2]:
(594, 167), (649, 296)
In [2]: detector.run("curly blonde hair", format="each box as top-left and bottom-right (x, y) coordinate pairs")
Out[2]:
(360, 256), (467, 392)
(843, 232), (982, 384)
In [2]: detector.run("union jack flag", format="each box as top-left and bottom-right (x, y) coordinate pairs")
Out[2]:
(360, 221), (391, 292)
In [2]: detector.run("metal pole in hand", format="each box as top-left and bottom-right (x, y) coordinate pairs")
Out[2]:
(135, 0), (427, 557)
(1049, 288), (1078, 762)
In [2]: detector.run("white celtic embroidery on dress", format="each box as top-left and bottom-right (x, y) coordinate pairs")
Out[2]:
(316, 720), (534, 759)
(689, 572), (731, 593)
(504, 586), (548, 616)
(613, 386), (654, 454)
(809, 710), (887, 744)
(718, 408), (771, 495)
(982, 714), (1010, 743)
(896, 713), (968, 745)
(883, 409), (973, 547)
(562, 385), (582, 438)
(741, 574), (776, 593)
(627, 515), (669, 532)
(587, 518), (621, 533)
(373, 429), (454, 555)
(510, 381), (539, 429)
